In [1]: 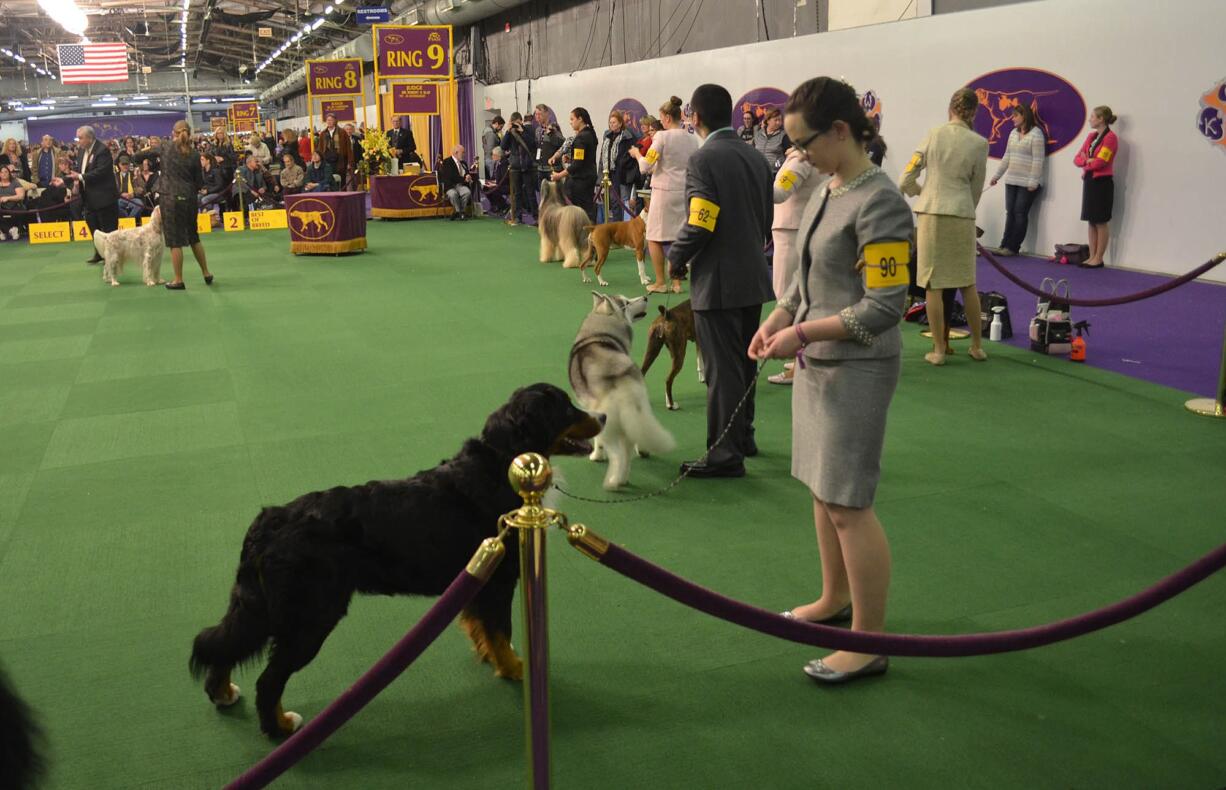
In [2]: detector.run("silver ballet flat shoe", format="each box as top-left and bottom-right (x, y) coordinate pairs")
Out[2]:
(803, 655), (889, 685)
(779, 604), (853, 624)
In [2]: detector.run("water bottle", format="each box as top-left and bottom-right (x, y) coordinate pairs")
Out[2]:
(989, 306), (1005, 342)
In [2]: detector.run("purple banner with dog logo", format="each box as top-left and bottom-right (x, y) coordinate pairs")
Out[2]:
(28, 113), (187, 146)
(965, 68), (1087, 158)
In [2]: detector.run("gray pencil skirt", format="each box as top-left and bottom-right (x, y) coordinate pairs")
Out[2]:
(791, 354), (901, 508)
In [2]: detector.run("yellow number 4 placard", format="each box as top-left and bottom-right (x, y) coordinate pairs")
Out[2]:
(71, 220), (92, 241)
(863, 241), (910, 289)
(223, 212), (245, 232)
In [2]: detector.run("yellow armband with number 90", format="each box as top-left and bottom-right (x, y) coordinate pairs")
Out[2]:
(863, 241), (910, 289)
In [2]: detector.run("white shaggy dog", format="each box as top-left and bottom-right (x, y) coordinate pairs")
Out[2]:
(94, 206), (164, 287)
(568, 292), (676, 490)
(538, 180), (590, 269)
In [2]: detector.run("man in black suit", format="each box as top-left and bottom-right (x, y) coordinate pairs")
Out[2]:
(439, 144), (474, 220)
(70, 125), (119, 264)
(666, 84), (774, 478)
(388, 116), (422, 168)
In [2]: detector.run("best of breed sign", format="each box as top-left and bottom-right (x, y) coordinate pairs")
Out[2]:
(375, 26), (452, 79)
(307, 59), (363, 96)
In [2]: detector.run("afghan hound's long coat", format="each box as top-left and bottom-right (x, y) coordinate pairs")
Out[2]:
(537, 180), (590, 269)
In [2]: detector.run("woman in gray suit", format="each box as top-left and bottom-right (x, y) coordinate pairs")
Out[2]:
(899, 88), (989, 365)
(750, 77), (913, 685)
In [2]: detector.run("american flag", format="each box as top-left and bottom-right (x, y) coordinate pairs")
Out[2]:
(57, 43), (129, 84)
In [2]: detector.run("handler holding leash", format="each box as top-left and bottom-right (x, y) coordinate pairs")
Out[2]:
(749, 77), (913, 684)
(666, 84), (774, 479)
(136, 120), (213, 290)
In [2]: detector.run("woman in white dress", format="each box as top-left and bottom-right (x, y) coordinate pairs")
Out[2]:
(629, 95), (699, 294)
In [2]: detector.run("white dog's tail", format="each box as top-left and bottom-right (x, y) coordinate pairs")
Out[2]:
(603, 385), (676, 455)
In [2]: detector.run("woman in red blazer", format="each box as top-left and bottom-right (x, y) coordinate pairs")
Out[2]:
(1072, 105), (1119, 268)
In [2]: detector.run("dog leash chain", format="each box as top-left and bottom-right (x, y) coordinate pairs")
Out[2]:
(552, 360), (768, 505)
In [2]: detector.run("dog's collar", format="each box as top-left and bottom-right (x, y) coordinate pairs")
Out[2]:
(569, 332), (629, 357)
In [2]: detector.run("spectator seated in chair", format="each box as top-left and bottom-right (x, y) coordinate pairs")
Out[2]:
(130, 158), (159, 214)
(0, 164), (28, 241)
(439, 144), (476, 220)
(198, 153), (227, 214)
(234, 154), (272, 212)
(483, 146), (510, 216)
(302, 151), (332, 194)
(278, 153), (305, 199)
(115, 157), (143, 218)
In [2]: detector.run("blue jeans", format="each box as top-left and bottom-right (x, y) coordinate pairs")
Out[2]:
(1001, 184), (1039, 253)
(118, 198), (143, 218)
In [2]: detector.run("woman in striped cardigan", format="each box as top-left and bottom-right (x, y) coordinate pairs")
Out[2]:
(989, 103), (1045, 255)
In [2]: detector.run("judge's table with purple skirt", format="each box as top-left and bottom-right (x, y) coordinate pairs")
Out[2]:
(370, 171), (452, 219)
(285, 191), (368, 255)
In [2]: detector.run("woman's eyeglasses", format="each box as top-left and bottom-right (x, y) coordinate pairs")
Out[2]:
(790, 128), (827, 156)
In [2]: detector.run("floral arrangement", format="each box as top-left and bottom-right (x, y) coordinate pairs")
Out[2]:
(356, 128), (392, 178)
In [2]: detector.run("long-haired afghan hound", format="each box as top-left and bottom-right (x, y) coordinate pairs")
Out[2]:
(538, 179), (590, 269)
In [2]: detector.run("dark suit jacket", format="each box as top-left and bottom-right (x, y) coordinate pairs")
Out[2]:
(439, 157), (471, 192)
(666, 128), (774, 311)
(78, 140), (119, 210)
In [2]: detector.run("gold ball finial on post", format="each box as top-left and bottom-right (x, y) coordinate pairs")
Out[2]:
(508, 452), (552, 508)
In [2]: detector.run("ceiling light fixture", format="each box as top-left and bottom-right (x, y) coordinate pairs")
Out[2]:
(37, 0), (88, 36)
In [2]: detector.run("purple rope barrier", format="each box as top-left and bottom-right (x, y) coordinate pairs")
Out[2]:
(590, 539), (1226, 658)
(978, 244), (1226, 307)
(225, 567), (490, 790)
(1, 196), (82, 215)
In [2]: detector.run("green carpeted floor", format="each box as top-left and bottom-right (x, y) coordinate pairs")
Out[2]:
(1, 219), (1224, 789)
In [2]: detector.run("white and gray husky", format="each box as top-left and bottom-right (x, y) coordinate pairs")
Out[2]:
(568, 293), (676, 490)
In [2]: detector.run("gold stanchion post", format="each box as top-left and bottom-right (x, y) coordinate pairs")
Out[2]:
(1186, 320), (1226, 418)
(601, 169), (611, 223)
(502, 453), (568, 790)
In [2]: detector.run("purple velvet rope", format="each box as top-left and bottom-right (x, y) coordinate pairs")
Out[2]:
(595, 540), (1226, 658)
(0, 195), (82, 215)
(978, 244), (1226, 307)
(225, 568), (489, 790)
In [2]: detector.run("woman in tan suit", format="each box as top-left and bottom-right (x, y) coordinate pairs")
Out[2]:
(899, 88), (989, 365)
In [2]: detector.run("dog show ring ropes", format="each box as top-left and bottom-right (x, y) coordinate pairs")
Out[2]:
(285, 191), (367, 254)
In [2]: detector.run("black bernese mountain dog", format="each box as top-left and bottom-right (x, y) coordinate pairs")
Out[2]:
(0, 665), (43, 789)
(190, 383), (602, 738)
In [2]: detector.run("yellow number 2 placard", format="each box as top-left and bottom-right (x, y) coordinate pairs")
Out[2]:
(863, 241), (910, 289)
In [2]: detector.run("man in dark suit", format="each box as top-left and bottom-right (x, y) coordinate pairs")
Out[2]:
(388, 116), (422, 168)
(70, 125), (119, 264)
(439, 144), (475, 220)
(666, 84), (774, 478)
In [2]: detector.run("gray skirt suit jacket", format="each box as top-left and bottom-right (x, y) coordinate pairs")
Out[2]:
(777, 168), (914, 507)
